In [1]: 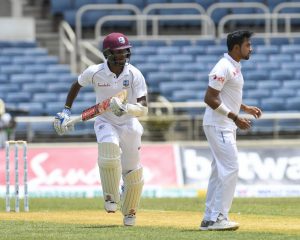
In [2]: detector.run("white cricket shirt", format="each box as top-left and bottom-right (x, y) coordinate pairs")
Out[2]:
(78, 61), (147, 125)
(203, 53), (244, 129)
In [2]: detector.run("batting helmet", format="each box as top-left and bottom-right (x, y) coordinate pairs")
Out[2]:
(102, 32), (132, 66)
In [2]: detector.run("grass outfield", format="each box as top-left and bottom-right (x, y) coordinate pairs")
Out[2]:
(0, 197), (299, 240)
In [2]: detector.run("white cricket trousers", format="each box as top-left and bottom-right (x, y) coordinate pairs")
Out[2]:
(94, 117), (144, 174)
(203, 125), (239, 222)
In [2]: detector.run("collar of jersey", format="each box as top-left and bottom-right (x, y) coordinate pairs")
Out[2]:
(104, 60), (130, 77)
(224, 53), (241, 69)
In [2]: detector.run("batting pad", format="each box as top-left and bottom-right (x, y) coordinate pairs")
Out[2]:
(121, 167), (144, 216)
(98, 143), (122, 203)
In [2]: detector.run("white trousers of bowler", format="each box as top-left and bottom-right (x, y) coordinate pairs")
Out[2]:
(203, 125), (239, 222)
(94, 117), (143, 174)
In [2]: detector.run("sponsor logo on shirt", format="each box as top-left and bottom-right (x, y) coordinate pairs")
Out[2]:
(98, 83), (110, 87)
(212, 74), (225, 84)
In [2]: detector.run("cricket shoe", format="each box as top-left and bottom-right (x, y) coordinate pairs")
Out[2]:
(123, 209), (136, 226)
(199, 220), (214, 231)
(104, 201), (118, 213)
(208, 214), (239, 231)
(123, 214), (136, 226)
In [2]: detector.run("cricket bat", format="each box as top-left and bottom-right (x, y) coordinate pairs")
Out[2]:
(65, 89), (128, 126)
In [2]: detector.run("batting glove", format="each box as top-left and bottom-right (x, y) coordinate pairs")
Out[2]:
(109, 97), (128, 117)
(53, 108), (74, 135)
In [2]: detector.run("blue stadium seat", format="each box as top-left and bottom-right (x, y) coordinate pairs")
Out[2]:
(159, 63), (182, 72)
(24, 48), (48, 56)
(285, 98), (300, 111)
(159, 82), (183, 99)
(50, 0), (73, 14)
(260, 98), (285, 112)
(256, 62), (280, 70)
(243, 70), (268, 80)
(255, 45), (279, 54)
(269, 70), (293, 80)
(133, 46), (157, 55)
(251, 54), (268, 62)
(9, 74), (34, 84)
(172, 72), (196, 82)
(82, 92), (96, 102)
(24, 65), (47, 74)
(47, 64), (71, 73)
(0, 65), (23, 74)
(0, 56), (12, 64)
(283, 80), (300, 89)
(170, 54), (193, 62)
(242, 98), (259, 106)
(281, 62), (299, 71)
(22, 83), (47, 93)
(45, 102), (66, 115)
(0, 84), (20, 93)
(257, 80), (281, 89)
(47, 82), (72, 92)
(147, 72), (172, 86)
(18, 102), (44, 116)
(35, 73), (60, 82)
(281, 44), (300, 54)
(172, 90), (199, 102)
(12, 56), (36, 64)
(6, 92), (31, 103)
(206, 45), (226, 55)
(243, 81), (257, 90)
(182, 45), (206, 55)
(157, 46), (181, 55)
(269, 54), (292, 62)
(33, 93), (58, 102)
(122, 0), (145, 10)
(182, 62), (206, 72)
(182, 81), (206, 91)
(271, 88), (295, 98)
(245, 89), (270, 99)
(135, 63), (157, 75)
(130, 55), (148, 65)
(0, 74), (7, 83)
(34, 56), (59, 64)
(146, 55), (170, 63)
(269, 37), (290, 45)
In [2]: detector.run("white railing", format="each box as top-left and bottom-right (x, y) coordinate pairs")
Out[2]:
(78, 41), (105, 73)
(75, 4), (141, 41)
(218, 13), (300, 40)
(94, 14), (215, 44)
(207, 2), (270, 19)
(59, 21), (77, 73)
(14, 101), (300, 142)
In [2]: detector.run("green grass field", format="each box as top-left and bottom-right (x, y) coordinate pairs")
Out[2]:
(0, 197), (299, 240)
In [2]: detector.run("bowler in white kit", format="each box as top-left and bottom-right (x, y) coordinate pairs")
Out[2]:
(200, 30), (262, 231)
(54, 32), (148, 226)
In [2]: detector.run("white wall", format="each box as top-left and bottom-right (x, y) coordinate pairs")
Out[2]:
(0, 18), (35, 41)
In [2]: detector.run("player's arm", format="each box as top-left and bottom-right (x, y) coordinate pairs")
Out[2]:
(240, 103), (262, 119)
(204, 86), (251, 129)
(110, 95), (148, 117)
(64, 81), (82, 109)
(53, 80), (82, 135)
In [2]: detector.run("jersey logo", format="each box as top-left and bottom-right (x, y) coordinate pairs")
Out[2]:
(212, 74), (225, 84)
(123, 80), (129, 87)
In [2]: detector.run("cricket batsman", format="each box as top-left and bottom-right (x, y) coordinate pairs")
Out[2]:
(54, 32), (148, 226)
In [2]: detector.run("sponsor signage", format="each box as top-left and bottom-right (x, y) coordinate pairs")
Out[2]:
(0, 144), (179, 197)
(180, 146), (300, 197)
